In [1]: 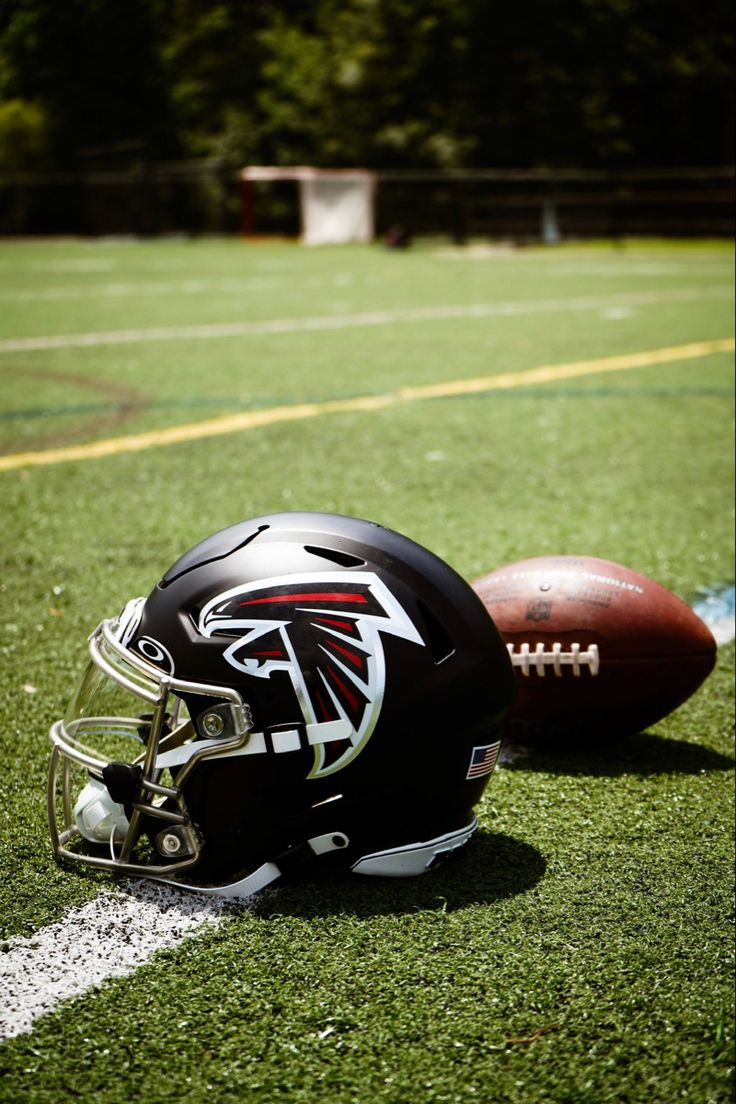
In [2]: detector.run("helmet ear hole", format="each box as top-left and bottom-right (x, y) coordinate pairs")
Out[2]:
(415, 599), (455, 664)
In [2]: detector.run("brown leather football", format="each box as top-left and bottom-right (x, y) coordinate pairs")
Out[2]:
(472, 555), (717, 741)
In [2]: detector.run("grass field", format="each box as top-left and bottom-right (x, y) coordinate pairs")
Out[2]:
(0, 236), (733, 1104)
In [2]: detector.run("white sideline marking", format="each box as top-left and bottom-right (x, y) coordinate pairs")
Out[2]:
(0, 285), (731, 354)
(0, 882), (230, 1040)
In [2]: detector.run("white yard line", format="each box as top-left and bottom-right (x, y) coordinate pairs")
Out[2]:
(0, 882), (231, 1040)
(0, 285), (731, 354)
(0, 273), (360, 302)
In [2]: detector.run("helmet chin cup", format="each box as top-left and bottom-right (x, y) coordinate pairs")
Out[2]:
(74, 778), (130, 844)
(49, 512), (515, 897)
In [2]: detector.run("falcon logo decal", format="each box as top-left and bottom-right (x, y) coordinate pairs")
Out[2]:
(197, 572), (424, 777)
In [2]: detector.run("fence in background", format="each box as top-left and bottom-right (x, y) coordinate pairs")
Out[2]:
(375, 167), (735, 242)
(0, 163), (732, 240)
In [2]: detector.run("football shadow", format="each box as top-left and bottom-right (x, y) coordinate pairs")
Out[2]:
(500, 729), (734, 777)
(248, 831), (546, 919)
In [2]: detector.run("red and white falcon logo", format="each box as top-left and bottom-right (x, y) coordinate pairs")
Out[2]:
(197, 572), (424, 777)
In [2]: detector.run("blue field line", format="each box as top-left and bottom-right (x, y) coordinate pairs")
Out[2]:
(2, 385), (734, 424)
(0, 398), (228, 422)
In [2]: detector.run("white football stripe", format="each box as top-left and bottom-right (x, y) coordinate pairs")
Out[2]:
(0, 882), (230, 1040)
(0, 285), (730, 354)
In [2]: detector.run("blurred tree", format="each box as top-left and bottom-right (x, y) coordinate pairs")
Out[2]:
(0, 0), (177, 166)
(249, 0), (733, 168)
(0, 0), (732, 171)
(162, 1), (269, 160)
(0, 98), (50, 170)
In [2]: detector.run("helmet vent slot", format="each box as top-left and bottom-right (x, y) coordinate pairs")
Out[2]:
(416, 599), (455, 665)
(304, 545), (366, 568)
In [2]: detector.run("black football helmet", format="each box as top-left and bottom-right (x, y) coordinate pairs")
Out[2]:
(49, 512), (515, 898)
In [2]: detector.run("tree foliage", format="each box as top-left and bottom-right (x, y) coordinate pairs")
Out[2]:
(0, 0), (732, 172)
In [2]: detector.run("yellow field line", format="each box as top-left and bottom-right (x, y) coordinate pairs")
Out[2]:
(1, 337), (732, 473)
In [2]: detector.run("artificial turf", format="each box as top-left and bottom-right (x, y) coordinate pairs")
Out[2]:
(0, 237), (733, 1103)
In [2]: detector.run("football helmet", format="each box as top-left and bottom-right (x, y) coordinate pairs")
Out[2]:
(49, 512), (515, 898)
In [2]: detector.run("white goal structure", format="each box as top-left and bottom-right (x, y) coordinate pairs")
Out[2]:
(240, 166), (377, 244)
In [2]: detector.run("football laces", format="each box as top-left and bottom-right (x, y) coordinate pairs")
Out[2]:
(507, 642), (600, 678)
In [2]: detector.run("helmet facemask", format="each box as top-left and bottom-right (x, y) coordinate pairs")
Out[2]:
(48, 613), (252, 880)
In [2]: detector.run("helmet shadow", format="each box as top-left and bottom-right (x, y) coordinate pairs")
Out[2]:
(246, 831), (546, 919)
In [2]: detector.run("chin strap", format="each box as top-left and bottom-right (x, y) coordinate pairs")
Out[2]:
(150, 831), (350, 900)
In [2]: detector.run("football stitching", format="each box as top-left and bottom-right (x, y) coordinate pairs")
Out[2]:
(507, 642), (601, 678)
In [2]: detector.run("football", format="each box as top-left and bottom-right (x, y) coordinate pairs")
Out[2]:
(472, 555), (717, 741)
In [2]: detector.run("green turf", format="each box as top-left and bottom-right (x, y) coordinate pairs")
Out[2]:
(0, 238), (733, 1104)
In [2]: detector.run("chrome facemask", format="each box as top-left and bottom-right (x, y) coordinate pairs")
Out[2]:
(48, 608), (252, 879)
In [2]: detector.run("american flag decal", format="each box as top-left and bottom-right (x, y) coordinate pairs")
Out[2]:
(466, 741), (501, 780)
